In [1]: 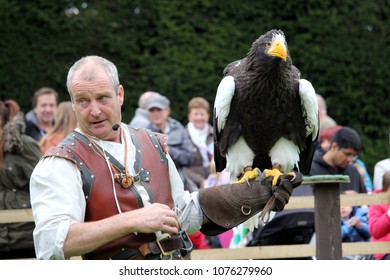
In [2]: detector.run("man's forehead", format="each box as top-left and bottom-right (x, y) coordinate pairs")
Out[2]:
(339, 147), (358, 156)
(72, 71), (113, 92)
(36, 93), (56, 104)
(73, 63), (106, 82)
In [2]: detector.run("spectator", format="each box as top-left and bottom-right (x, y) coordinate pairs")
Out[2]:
(146, 94), (195, 191)
(373, 159), (390, 191)
(25, 87), (58, 141)
(0, 100), (42, 259)
(321, 125), (374, 192)
(354, 160), (374, 193)
(341, 191), (370, 243)
(373, 125), (390, 190)
(318, 125), (343, 153)
(39, 101), (77, 154)
(129, 91), (160, 128)
(29, 55), (289, 260)
(310, 126), (367, 194)
(368, 171), (390, 260)
(316, 93), (337, 135)
(183, 97), (214, 190)
(341, 190), (371, 260)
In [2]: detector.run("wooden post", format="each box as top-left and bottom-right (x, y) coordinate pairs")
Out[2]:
(303, 175), (350, 260)
(314, 182), (342, 259)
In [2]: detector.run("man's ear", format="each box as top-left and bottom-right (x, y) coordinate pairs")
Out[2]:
(330, 142), (338, 151)
(117, 85), (124, 105)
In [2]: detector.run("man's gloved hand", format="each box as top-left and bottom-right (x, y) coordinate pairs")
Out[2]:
(198, 172), (303, 236)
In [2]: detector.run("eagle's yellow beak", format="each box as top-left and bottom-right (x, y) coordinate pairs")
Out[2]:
(267, 36), (287, 61)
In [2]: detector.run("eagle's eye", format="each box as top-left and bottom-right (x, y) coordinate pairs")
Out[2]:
(266, 42), (271, 47)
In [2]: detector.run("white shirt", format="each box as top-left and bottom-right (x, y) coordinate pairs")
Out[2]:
(30, 124), (203, 259)
(373, 158), (390, 190)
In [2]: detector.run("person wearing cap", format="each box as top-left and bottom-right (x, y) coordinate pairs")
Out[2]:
(129, 91), (160, 128)
(146, 95), (195, 189)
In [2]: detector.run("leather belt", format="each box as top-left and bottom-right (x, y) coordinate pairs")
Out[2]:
(138, 233), (184, 257)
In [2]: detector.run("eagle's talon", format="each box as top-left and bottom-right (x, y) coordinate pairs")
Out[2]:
(264, 168), (284, 186)
(234, 168), (260, 184)
(287, 171), (296, 182)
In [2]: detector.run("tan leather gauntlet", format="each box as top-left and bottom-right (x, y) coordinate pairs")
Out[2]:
(199, 173), (303, 235)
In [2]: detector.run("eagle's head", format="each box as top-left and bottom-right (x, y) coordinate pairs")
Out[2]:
(248, 29), (290, 67)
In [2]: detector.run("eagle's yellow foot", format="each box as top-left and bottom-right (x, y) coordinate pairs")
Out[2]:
(264, 168), (284, 186)
(234, 168), (260, 184)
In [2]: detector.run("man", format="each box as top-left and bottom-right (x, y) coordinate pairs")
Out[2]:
(129, 91), (160, 128)
(146, 94), (193, 170)
(310, 126), (367, 194)
(25, 87), (58, 141)
(30, 55), (299, 260)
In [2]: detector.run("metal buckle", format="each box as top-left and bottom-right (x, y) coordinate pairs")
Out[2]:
(156, 233), (175, 257)
(133, 175), (140, 183)
(178, 229), (193, 257)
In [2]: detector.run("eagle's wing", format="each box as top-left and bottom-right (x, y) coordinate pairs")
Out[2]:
(213, 75), (236, 172)
(297, 79), (319, 174)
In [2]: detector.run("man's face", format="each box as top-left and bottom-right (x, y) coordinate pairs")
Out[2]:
(70, 66), (124, 141)
(34, 94), (57, 125)
(330, 144), (357, 169)
(149, 107), (170, 128)
(188, 107), (209, 130)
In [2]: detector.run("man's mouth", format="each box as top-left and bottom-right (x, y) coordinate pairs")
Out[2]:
(91, 120), (106, 126)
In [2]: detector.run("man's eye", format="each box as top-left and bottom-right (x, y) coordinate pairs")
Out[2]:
(78, 99), (88, 106)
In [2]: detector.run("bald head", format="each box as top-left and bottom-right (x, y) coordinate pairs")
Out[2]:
(67, 56), (120, 99)
(316, 94), (327, 117)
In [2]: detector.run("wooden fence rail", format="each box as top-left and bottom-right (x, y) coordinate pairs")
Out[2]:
(1, 177), (390, 260)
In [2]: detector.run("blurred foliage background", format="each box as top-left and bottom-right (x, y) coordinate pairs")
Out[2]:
(0, 0), (389, 174)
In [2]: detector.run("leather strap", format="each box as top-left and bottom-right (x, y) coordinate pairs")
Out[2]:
(138, 234), (183, 257)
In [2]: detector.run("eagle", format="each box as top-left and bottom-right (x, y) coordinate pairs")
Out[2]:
(214, 29), (319, 198)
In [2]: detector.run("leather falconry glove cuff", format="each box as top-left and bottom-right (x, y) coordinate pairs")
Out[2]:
(198, 172), (303, 236)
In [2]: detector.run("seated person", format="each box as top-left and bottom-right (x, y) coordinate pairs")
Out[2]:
(341, 202), (370, 242)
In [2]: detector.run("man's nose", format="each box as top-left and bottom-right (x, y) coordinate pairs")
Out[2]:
(90, 101), (101, 117)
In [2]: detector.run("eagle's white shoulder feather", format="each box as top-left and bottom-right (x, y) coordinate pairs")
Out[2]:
(299, 79), (319, 140)
(214, 75), (235, 133)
